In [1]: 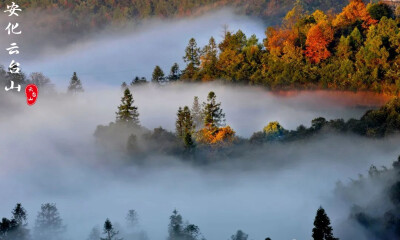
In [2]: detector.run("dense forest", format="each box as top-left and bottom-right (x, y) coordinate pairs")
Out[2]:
(0, 0), (348, 28)
(140, 0), (400, 94)
(3, 1), (400, 94)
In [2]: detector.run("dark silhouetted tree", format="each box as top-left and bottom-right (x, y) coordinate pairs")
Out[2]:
(131, 76), (147, 85)
(312, 207), (338, 240)
(0, 217), (16, 239)
(167, 210), (183, 240)
(368, 3), (393, 20)
(167, 210), (203, 240)
(67, 72), (84, 94)
(101, 219), (122, 240)
(9, 203), (29, 240)
(169, 63), (181, 81)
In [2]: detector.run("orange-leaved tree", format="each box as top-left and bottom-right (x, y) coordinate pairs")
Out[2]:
(332, 0), (377, 29)
(304, 22), (334, 64)
(265, 27), (298, 57)
(197, 126), (236, 146)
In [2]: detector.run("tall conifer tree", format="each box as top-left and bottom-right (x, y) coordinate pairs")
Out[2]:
(67, 72), (84, 93)
(116, 88), (140, 126)
(312, 207), (339, 240)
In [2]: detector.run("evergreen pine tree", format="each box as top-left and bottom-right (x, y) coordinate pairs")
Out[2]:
(176, 107), (184, 138)
(0, 217), (16, 239)
(167, 210), (203, 240)
(131, 76), (140, 86)
(131, 76), (147, 85)
(152, 66), (165, 84)
(191, 96), (204, 130)
(176, 107), (194, 141)
(9, 203), (29, 240)
(67, 72), (84, 94)
(167, 210), (183, 240)
(203, 91), (225, 130)
(200, 37), (219, 79)
(169, 63), (181, 81)
(116, 88), (140, 126)
(312, 207), (339, 240)
(101, 219), (122, 240)
(184, 132), (195, 150)
(182, 38), (201, 80)
(34, 203), (65, 240)
(176, 106), (195, 149)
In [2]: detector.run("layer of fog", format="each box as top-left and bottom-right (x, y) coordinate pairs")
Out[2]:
(0, 9), (266, 88)
(1, 84), (399, 240)
(1, 8), (397, 240)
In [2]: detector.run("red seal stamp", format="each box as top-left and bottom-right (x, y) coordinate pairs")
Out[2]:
(25, 84), (38, 106)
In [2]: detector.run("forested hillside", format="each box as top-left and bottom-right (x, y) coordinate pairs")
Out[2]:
(145, 0), (400, 94)
(0, 0), (348, 28)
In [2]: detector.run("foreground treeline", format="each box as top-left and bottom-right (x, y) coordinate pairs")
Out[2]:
(95, 87), (400, 160)
(141, 0), (400, 94)
(0, 203), (338, 240)
(5, 155), (400, 240)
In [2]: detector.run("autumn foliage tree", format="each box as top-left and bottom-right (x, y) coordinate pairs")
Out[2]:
(305, 22), (334, 63)
(332, 0), (376, 29)
(196, 91), (236, 146)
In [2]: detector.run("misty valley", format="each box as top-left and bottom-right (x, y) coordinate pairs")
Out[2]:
(1, 83), (400, 240)
(2, 0), (400, 240)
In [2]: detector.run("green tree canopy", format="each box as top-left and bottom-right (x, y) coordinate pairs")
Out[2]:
(368, 3), (393, 21)
(152, 65), (165, 83)
(169, 63), (181, 81)
(116, 88), (140, 126)
(203, 91), (225, 130)
(182, 38), (201, 80)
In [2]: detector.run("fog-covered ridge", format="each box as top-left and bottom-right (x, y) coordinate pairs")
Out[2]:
(1, 84), (399, 240)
